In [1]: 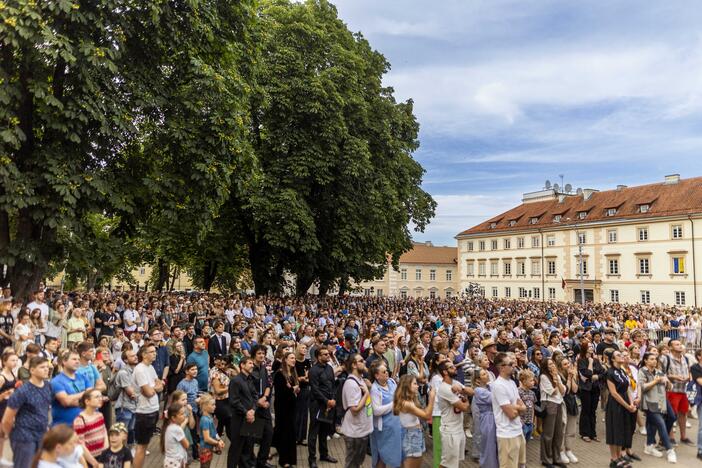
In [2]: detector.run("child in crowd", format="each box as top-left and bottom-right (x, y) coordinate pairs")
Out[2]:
(168, 390), (196, 463)
(161, 402), (189, 468)
(96, 423), (132, 468)
(518, 370), (537, 441)
(197, 394), (224, 468)
(34, 425), (79, 468)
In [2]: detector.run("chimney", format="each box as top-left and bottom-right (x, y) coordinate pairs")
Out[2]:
(664, 174), (680, 185)
(582, 188), (598, 201)
(616, 185), (627, 191)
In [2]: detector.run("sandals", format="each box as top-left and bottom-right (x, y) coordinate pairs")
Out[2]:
(581, 436), (591, 442)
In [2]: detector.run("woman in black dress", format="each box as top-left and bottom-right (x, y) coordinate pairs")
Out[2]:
(577, 339), (605, 442)
(273, 351), (300, 467)
(605, 350), (637, 468)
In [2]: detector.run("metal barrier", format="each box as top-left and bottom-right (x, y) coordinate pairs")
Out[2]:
(640, 328), (702, 351)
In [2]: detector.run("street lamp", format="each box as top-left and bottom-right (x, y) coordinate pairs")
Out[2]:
(565, 218), (586, 306)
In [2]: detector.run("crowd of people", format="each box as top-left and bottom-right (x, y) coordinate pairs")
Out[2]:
(0, 286), (701, 468)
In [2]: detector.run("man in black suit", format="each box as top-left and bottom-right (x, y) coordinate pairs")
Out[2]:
(308, 347), (338, 468)
(251, 345), (274, 468)
(228, 356), (257, 468)
(208, 320), (230, 366)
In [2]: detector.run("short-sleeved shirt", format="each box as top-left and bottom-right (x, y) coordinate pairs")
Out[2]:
(133, 362), (159, 414)
(165, 423), (188, 461)
(51, 372), (89, 426)
(76, 363), (101, 389)
(437, 380), (464, 434)
(122, 309), (139, 331)
(186, 351), (209, 392)
(340, 375), (373, 438)
(662, 354), (690, 393)
(114, 366), (137, 411)
(7, 380), (52, 442)
(518, 387), (535, 425)
(491, 376), (523, 438)
(199, 415), (219, 449)
(96, 446), (132, 468)
(177, 378), (200, 414)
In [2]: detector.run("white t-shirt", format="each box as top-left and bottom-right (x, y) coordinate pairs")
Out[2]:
(27, 301), (49, 322)
(430, 374), (443, 417)
(133, 362), (159, 414)
(437, 380), (464, 434)
(491, 376), (523, 438)
(165, 424), (188, 461)
(340, 375), (373, 438)
(122, 309), (138, 331)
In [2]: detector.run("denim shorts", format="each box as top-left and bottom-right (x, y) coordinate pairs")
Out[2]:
(402, 426), (425, 458)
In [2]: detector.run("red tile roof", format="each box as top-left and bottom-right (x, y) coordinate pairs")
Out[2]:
(456, 176), (702, 237)
(399, 243), (457, 265)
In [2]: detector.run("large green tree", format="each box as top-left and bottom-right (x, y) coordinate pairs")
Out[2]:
(0, 0), (256, 299)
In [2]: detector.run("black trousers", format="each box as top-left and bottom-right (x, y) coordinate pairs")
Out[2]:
(215, 399), (232, 438)
(228, 417), (255, 468)
(307, 405), (332, 463)
(578, 388), (600, 439)
(295, 386), (310, 442)
(255, 418), (273, 468)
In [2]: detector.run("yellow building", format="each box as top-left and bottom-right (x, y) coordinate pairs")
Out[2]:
(455, 175), (702, 306)
(357, 241), (459, 298)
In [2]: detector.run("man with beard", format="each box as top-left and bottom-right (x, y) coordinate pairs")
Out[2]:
(437, 361), (470, 468)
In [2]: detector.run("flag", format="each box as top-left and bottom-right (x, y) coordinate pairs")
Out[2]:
(561, 277), (566, 289)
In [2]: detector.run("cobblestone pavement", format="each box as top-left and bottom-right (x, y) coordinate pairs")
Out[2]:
(145, 411), (700, 468)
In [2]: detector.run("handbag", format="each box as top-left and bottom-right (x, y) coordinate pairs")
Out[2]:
(564, 393), (579, 416)
(315, 408), (334, 424)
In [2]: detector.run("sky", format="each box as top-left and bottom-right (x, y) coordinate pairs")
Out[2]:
(332, 0), (702, 246)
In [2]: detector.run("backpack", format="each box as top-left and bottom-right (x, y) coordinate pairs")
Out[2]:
(334, 370), (349, 420)
(107, 369), (124, 402)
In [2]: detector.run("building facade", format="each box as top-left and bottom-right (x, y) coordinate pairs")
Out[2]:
(456, 175), (702, 306)
(356, 242), (459, 298)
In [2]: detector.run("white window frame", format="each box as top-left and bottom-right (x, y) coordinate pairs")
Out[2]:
(531, 260), (540, 275)
(639, 204), (650, 213)
(517, 261), (525, 276)
(672, 225), (683, 239)
(429, 269), (436, 281)
(610, 290), (619, 303)
(445, 270), (452, 281)
(533, 287), (540, 299)
(640, 290), (651, 304)
(505, 287), (511, 298)
(675, 291), (686, 306)
(504, 262), (512, 276)
(607, 229), (617, 243)
(547, 260), (556, 275)
(577, 259), (588, 275)
(608, 259), (619, 275)
(491, 240), (498, 250)
(467, 241), (474, 251)
(415, 269), (422, 280)
(478, 263), (486, 276)
(503, 239), (511, 249)
(606, 208), (617, 216)
(639, 258), (650, 275)
(553, 214), (562, 223)
(400, 268), (407, 280)
(492, 287), (498, 298)
(466, 263), (474, 277)
(479, 240), (486, 251)
(517, 237), (525, 249)
(578, 232), (586, 244)
(548, 287), (556, 299)
(531, 236), (540, 248)
(400, 290), (407, 299)
(546, 235), (555, 247)
(490, 262), (499, 276)
(638, 227), (648, 241)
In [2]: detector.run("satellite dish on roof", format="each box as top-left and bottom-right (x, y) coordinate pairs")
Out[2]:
(545, 180), (552, 189)
(576, 187), (583, 195)
(565, 183), (572, 193)
(553, 183), (560, 192)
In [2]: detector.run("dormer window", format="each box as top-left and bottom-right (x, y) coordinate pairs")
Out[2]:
(530, 217), (539, 224)
(639, 204), (650, 213)
(509, 220), (517, 227)
(490, 222), (497, 229)
(553, 215), (562, 223)
(606, 208), (617, 217)
(578, 211), (588, 219)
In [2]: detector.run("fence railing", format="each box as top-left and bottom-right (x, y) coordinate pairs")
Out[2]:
(640, 328), (702, 351)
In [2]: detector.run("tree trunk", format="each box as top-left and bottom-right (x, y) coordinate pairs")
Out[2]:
(202, 260), (218, 292)
(169, 266), (179, 291)
(155, 258), (169, 291)
(337, 276), (349, 296)
(86, 271), (97, 291)
(248, 240), (283, 296)
(295, 272), (315, 297)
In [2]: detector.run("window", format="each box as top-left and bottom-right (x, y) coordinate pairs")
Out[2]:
(672, 225), (683, 239)
(640, 290), (651, 304)
(400, 290), (407, 299)
(606, 208), (617, 216)
(546, 235), (555, 246)
(491, 240), (498, 250)
(504, 262), (512, 276)
(490, 262), (499, 276)
(639, 258), (650, 274)
(531, 260), (541, 275)
(509, 220), (517, 227)
(578, 211), (588, 219)
(401, 269), (407, 280)
(445, 270), (452, 281)
(466, 262), (474, 276)
(533, 287), (540, 299)
(530, 217), (539, 224)
(675, 291), (686, 306)
(553, 214), (562, 223)
(519, 287), (528, 298)
(429, 290), (436, 299)
(376, 289), (383, 297)
(492, 287), (498, 298)
(445, 291), (452, 299)
(547, 260), (556, 275)
(608, 259), (619, 275)
(415, 269), (422, 280)
(672, 256), (685, 274)
(517, 237), (525, 248)
(610, 290), (620, 303)
(505, 287), (511, 298)
(429, 269), (436, 281)
(577, 259), (588, 275)
(503, 239), (511, 249)
(478, 263), (486, 276)
(548, 287), (556, 299)
(364, 289), (371, 296)
(638, 227), (648, 241)
(639, 204), (650, 213)
(517, 261), (525, 276)
(139, 267), (146, 275)
(479, 240), (486, 251)
(490, 222), (497, 229)
(578, 232), (586, 244)
(608, 229), (617, 243)
(531, 236), (540, 248)
(467, 241), (474, 251)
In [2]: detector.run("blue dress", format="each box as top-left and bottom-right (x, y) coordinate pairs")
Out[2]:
(475, 386), (498, 468)
(370, 379), (402, 468)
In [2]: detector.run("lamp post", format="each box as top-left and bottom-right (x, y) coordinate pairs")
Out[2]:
(566, 218), (586, 306)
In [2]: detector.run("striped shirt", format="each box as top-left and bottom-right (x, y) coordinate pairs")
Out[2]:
(74, 412), (108, 456)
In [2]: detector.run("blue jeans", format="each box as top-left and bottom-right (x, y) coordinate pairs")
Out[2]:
(115, 407), (136, 445)
(523, 422), (533, 441)
(645, 410), (673, 449)
(11, 438), (41, 468)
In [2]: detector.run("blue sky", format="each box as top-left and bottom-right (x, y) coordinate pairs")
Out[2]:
(333, 0), (702, 246)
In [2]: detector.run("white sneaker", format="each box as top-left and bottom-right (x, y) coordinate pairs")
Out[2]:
(559, 452), (570, 464)
(666, 448), (677, 463)
(685, 420), (692, 428)
(465, 429), (473, 438)
(333, 432), (340, 439)
(639, 426), (647, 435)
(566, 451), (578, 463)
(644, 444), (663, 457)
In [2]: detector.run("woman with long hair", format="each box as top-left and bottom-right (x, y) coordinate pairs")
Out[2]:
(31, 424), (79, 468)
(294, 343), (311, 446)
(73, 389), (108, 464)
(428, 352), (447, 468)
(605, 350), (636, 468)
(472, 369), (498, 468)
(637, 352), (677, 463)
(558, 357), (579, 463)
(272, 351), (299, 468)
(30, 308), (46, 346)
(577, 341), (604, 442)
(13, 311), (33, 355)
(539, 357), (566, 467)
(65, 308), (86, 349)
(393, 375), (435, 468)
(0, 350), (17, 459)
(167, 341), (187, 395)
(369, 361), (401, 468)
(405, 343), (429, 405)
(161, 402), (189, 468)
(209, 355), (231, 439)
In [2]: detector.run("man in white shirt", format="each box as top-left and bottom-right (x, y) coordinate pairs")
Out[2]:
(27, 289), (49, 323)
(437, 361), (470, 468)
(122, 302), (140, 333)
(133, 344), (163, 468)
(340, 354), (372, 468)
(491, 352), (527, 468)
